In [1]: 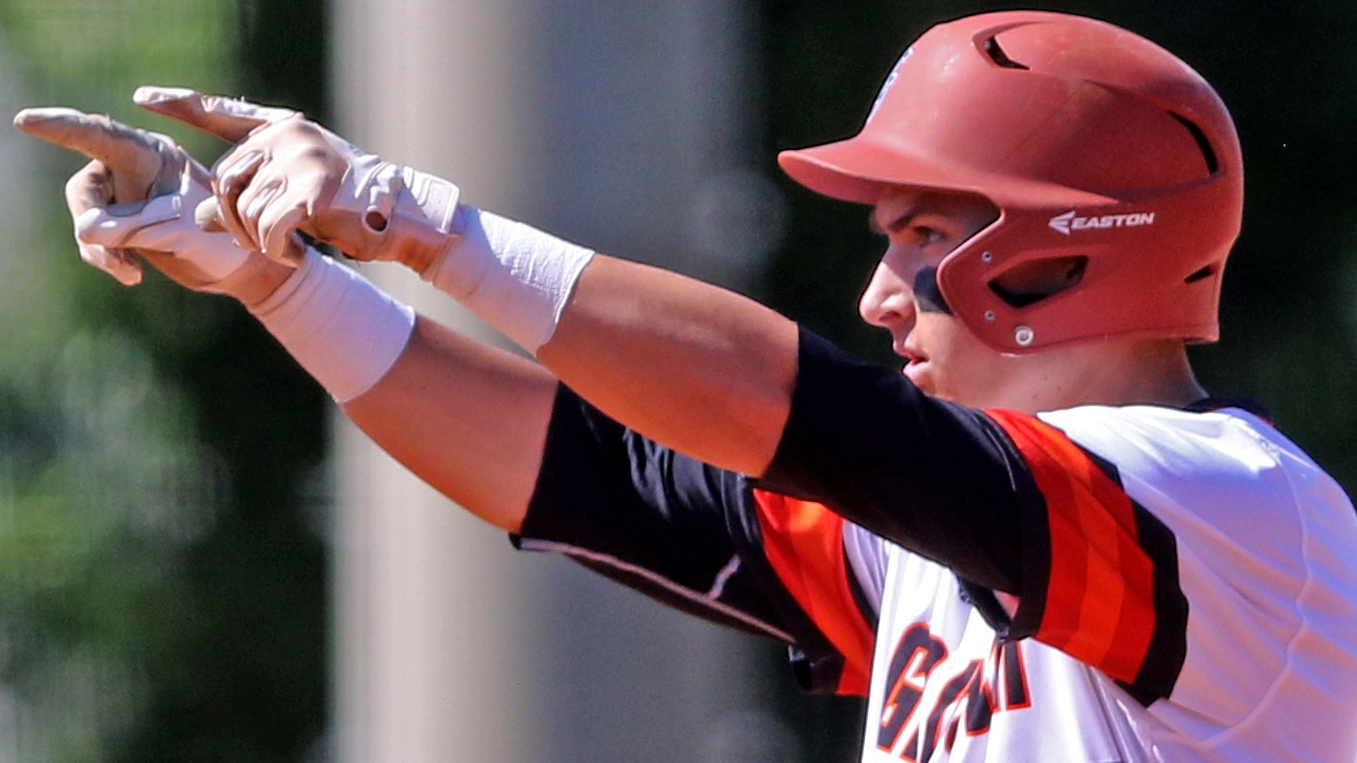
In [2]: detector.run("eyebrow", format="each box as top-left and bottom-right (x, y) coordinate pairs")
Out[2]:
(869, 203), (924, 235)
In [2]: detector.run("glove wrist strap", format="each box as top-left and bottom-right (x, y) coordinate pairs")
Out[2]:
(358, 166), (461, 272)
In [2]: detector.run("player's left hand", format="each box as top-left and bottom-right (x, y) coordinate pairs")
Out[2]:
(13, 106), (265, 293)
(14, 107), (182, 285)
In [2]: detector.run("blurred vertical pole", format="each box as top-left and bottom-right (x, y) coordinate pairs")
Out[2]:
(328, 3), (544, 762)
(329, 1), (785, 762)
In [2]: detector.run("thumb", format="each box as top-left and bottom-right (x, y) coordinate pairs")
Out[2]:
(74, 197), (174, 248)
(134, 86), (296, 143)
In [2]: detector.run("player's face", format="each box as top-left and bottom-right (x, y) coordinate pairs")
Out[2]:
(860, 188), (1036, 409)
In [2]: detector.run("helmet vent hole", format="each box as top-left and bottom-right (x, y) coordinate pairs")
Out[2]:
(1185, 264), (1216, 284)
(982, 36), (1029, 70)
(989, 256), (1087, 308)
(1170, 113), (1219, 174)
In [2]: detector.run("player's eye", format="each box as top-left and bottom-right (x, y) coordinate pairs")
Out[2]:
(912, 226), (944, 247)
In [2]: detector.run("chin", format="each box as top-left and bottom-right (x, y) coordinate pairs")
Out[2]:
(904, 364), (939, 397)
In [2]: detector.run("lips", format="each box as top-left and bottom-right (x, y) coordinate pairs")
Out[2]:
(898, 342), (932, 391)
(897, 338), (926, 366)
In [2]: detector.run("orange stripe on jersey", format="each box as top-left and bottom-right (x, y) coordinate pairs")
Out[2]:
(986, 409), (1158, 685)
(752, 490), (875, 695)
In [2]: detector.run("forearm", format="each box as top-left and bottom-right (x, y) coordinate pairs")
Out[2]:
(246, 248), (792, 524)
(144, 93), (798, 476)
(343, 317), (557, 533)
(240, 251), (555, 532)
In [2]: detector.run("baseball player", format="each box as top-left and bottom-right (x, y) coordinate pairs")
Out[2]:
(18, 10), (1357, 762)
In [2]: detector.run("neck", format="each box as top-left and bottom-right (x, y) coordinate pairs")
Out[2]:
(1098, 340), (1206, 407)
(1004, 339), (1205, 414)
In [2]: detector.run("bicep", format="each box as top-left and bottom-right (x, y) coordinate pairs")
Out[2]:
(758, 335), (1196, 701)
(519, 385), (795, 640)
(758, 328), (1031, 594)
(520, 388), (883, 694)
(538, 255), (799, 477)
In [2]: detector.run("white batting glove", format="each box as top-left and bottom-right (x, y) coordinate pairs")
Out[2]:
(134, 86), (461, 271)
(17, 97), (415, 402)
(73, 156), (252, 289)
(13, 106), (258, 290)
(140, 86), (595, 354)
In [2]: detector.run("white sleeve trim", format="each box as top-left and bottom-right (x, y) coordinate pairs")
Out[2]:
(517, 539), (793, 643)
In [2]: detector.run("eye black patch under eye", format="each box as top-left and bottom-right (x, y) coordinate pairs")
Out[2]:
(913, 266), (952, 314)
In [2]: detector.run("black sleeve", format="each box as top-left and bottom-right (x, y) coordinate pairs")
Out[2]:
(756, 327), (1040, 594)
(517, 384), (793, 642)
(517, 385), (882, 693)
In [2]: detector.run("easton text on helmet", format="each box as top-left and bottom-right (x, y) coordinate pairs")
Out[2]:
(1048, 210), (1157, 236)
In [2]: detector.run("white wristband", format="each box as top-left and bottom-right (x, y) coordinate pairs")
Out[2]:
(420, 206), (595, 353)
(251, 247), (416, 403)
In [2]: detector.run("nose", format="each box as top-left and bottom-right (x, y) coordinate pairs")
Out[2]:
(858, 253), (918, 333)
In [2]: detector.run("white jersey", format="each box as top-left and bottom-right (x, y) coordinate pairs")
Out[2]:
(521, 363), (1357, 763)
(844, 404), (1357, 763)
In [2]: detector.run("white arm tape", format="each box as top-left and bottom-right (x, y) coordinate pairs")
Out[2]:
(251, 247), (416, 403)
(420, 206), (595, 353)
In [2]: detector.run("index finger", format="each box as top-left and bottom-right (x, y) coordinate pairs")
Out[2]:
(14, 107), (162, 180)
(134, 86), (296, 143)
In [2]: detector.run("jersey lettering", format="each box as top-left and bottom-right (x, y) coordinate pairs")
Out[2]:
(878, 624), (948, 752)
(878, 625), (1031, 761)
(906, 661), (979, 761)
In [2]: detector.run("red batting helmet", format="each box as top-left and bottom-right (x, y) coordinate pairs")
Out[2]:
(778, 11), (1243, 352)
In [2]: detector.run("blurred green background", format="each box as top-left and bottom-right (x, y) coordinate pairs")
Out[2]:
(0, 1), (326, 760)
(0, 0), (1354, 761)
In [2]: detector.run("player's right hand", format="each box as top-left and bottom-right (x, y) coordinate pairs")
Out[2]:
(134, 86), (462, 274)
(12, 106), (273, 295)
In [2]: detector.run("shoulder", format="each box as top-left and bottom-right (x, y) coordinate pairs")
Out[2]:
(1035, 402), (1356, 558)
(1025, 409), (1357, 742)
(1037, 403), (1304, 481)
(1036, 402), (1341, 502)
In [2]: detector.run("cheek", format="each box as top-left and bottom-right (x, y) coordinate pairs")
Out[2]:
(915, 315), (1012, 401)
(915, 313), (975, 361)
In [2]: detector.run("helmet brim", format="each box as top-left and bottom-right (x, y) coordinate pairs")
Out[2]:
(778, 135), (1113, 209)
